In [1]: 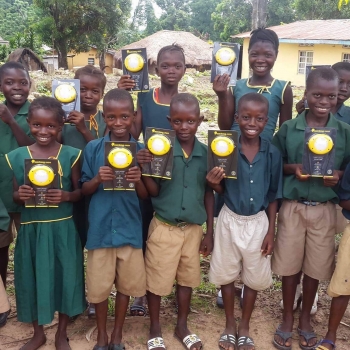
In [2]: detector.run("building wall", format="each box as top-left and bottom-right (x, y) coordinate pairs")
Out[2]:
(240, 38), (350, 86)
(67, 48), (114, 73)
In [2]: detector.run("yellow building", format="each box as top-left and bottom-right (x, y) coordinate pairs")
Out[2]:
(232, 19), (350, 87)
(67, 47), (115, 74)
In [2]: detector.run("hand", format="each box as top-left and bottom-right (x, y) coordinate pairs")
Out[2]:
(45, 189), (69, 204)
(97, 166), (115, 183)
(200, 232), (214, 257)
(261, 232), (274, 257)
(125, 166), (141, 183)
(206, 167), (225, 185)
(295, 166), (310, 182)
(324, 170), (340, 187)
(18, 185), (35, 201)
(0, 104), (14, 125)
(136, 149), (153, 167)
(296, 97), (306, 114)
(212, 74), (230, 96)
(67, 111), (87, 132)
(117, 75), (135, 90)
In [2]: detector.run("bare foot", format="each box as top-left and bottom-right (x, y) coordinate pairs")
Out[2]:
(175, 325), (202, 350)
(20, 333), (46, 350)
(55, 332), (71, 350)
(219, 326), (237, 350)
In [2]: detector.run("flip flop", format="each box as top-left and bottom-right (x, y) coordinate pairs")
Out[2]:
(147, 337), (166, 350)
(129, 304), (146, 316)
(272, 326), (293, 350)
(174, 333), (203, 350)
(298, 328), (318, 350)
(238, 336), (255, 349)
(313, 339), (336, 350)
(93, 345), (109, 350)
(219, 334), (237, 350)
(109, 344), (125, 350)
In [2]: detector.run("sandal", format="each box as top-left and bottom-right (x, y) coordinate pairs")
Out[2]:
(313, 339), (336, 350)
(130, 296), (147, 316)
(219, 334), (237, 350)
(297, 328), (318, 350)
(238, 336), (255, 349)
(174, 333), (203, 350)
(147, 337), (166, 350)
(273, 326), (293, 350)
(109, 344), (125, 350)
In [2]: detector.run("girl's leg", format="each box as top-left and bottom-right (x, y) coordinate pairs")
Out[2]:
(20, 321), (46, 350)
(0, 245), (9, 286)
(55, 313), (70, 350)
(110, 292), (130, 345)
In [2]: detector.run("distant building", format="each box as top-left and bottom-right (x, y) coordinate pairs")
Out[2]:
(232, 19), (350, 86)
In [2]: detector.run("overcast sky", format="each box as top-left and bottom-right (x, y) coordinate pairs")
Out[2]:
(131, 0), (162, 18)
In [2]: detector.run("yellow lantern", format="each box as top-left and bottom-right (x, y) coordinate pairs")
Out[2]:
(54, 84), (77, 103)
(147, 135), (171, 156)
(308, 134), (334, 155)
(124, 53), (145, 73)
(28, 165), (55, 186)
(108, 148), (133, 169)
(215, 48), (236, 66)
(211, 136), (235, 157)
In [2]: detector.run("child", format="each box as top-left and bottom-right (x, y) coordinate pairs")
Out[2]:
(312, 162), (350, 350)
(207, 93), (283, 350)
(81, 89), (148, 350)
(0, 197), (10, 328)
(137, 93), (214, 350)
(6, 97), (85, 350)
(271, 67), (350, 350)
(118, 44), (186, 316)
(0, 62), (34, 288)
(213, 28), (293, 142)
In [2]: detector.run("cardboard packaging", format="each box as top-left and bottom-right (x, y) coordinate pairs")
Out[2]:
(142, 127), (176, 180)
(208, 130), (239, 179)
(122, 48), (149, 92)
(104, 141), (137, 190)
(211, 42), (240, 86)
(52, 79), (81, 121)
(24, 158), (59, 207)
(302, 127), (337, 177)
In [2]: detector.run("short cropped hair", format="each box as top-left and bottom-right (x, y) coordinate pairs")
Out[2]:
(157, 44), (186, 65)
(238, 92), (269, 112)
(28, 97), (65, 123)
(306, 67), (339, 89)
(103, 88), (134, 111)
(74, 65), (107, 91)
(0, 61), (30, 81)
(170, 93), (200, 116)
(332, 62), (350, 74)
(248, 28), (279, 52)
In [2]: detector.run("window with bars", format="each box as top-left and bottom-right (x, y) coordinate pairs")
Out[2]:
(298, 51), (313, 74)
(342, 53), (350, 63)
(88, 58), (95, 65)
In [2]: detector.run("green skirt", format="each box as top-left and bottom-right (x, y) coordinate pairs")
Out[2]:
(14, 218), (86, 325)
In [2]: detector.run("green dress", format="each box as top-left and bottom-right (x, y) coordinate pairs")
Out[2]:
(61, 110), (106, 247)
(6, 145), (86, 325)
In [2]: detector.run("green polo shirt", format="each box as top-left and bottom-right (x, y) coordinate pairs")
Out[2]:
(335, 104), (350, 125)
(0, 100), (31, 212)
(0, 198), (9, 232)
(272, 111), (350, 203)
(151, 137), (208, 225)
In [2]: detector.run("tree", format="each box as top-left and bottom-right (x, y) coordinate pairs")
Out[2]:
(267, 0), (295, 26)
(251, 0), (268, 29)
(155, 0), (191, 31)
(131, 0), (161, 36)
(294, 0), (350, 19)
(34, 0), (131, 69)
(339, 0), (349, 8)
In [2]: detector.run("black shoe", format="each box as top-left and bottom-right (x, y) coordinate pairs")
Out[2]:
(0, 309), (10, 328)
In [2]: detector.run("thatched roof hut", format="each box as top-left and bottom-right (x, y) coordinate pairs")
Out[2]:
(114, 30), (212, 73)
(8, 48), (47, 72)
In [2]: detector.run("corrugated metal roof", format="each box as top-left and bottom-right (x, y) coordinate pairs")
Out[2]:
(232, 20), (350, 41)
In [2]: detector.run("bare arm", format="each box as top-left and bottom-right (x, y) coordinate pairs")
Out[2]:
(279, 85), (293, 127)
(131, 102), (142, 140)
(142, 176), (160, 197)
(82, 166), (114, 196)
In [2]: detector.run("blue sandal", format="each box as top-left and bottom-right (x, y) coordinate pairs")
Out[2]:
(298, 328), (318, 350)
(273, 326), (293, 350)
(313, 339), (336, 350)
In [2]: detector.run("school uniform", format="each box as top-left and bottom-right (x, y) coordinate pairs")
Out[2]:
(231, 79), (289, 141)
(334, 104), (350, 125)
(0, 100), (31, 248)
(328, 163), (350, 297)
(209, 139), (283, 290)
(272, 111), (350, 281)
(81, 133), (146, 303)
(5, 145), (85, 325)
(145, 137), (208, 296)
(61, 110), (106, 247)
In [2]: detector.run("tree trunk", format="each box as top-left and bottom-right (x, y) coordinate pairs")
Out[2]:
(99, 50), (106, 71)
(251, 0), (268, 30)
(55, 39), (68, 69)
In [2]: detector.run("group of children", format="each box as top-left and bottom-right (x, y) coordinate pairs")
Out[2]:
(0, 27), (349, 350)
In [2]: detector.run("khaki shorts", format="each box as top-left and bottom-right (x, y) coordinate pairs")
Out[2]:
(0, 276), (10, 313)
(145, 217), (203, 296)
(209, 205), (272, 291)
(335, 204), (348, 234)
(328, 223), (350, 297)
(87, 246), (146, 303)
(0, 212), (20, 248)
(272, 200), (336, 281)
